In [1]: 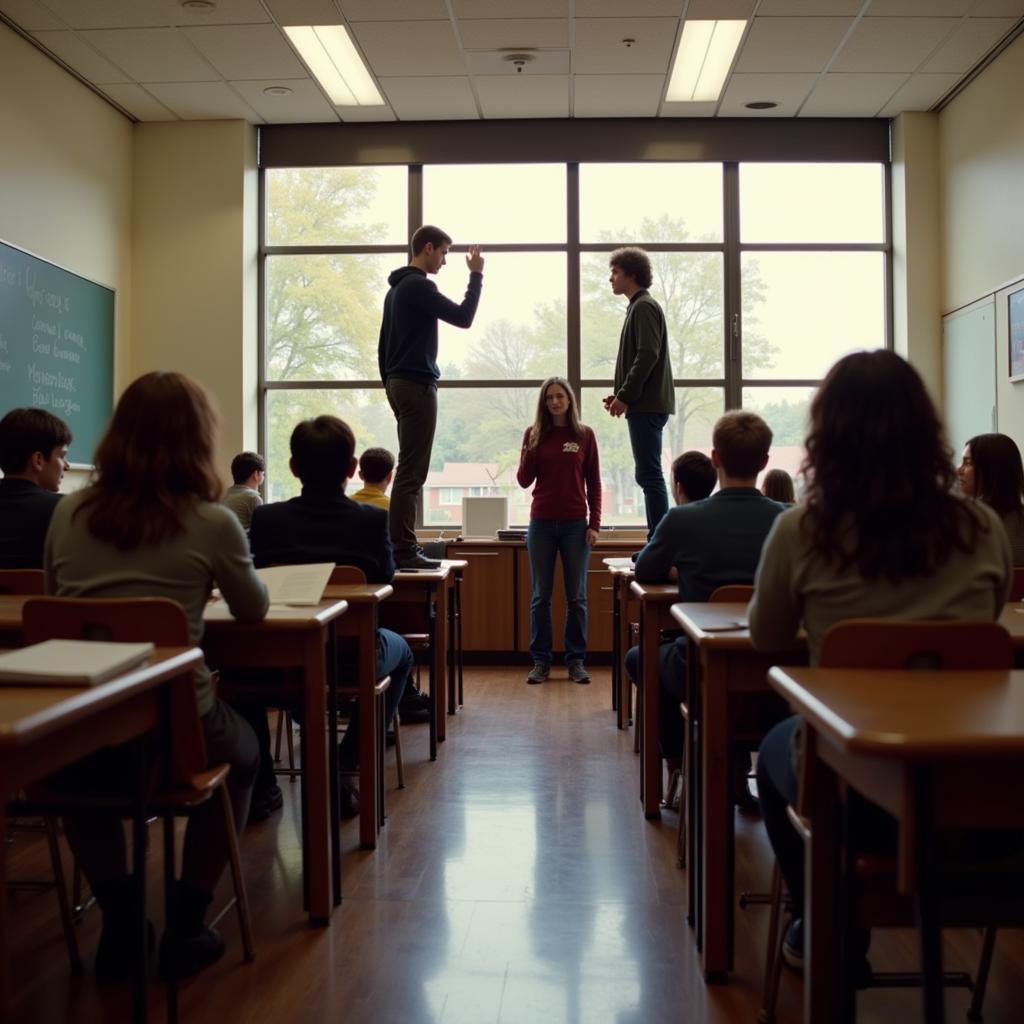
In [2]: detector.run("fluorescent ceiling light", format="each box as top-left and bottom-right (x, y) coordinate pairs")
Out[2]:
(284, 25), (384, 106)
(666, 20), (746, 103)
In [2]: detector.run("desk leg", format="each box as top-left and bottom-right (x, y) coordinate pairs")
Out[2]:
(686, 643), (700, 931)
(426, 589), (438, 761)
(303, 636), (332, 923)
(326, 626), (341, 905)
(357, 610), (379, 851)
(641, 606), (662, 820)
(435, 584), (448, 744)
(700, 652), (731, 979)
(913, 769), (946, 1024)
(0, 802), (9, 1017)
(611, 576), (621, 720)
(131, 740), (149, 1023)
(447, 583), (457, 715)
(456, 573), (465, 707)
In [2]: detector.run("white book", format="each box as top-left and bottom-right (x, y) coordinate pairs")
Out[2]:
(0, 640), (155, 686)
(255, 563), (334, 606)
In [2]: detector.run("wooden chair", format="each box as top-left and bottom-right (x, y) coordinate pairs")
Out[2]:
(708, 584), (754, 603)
(1009, 566), (1024, 602)
(757, 619), (1012, 1024)
(0, 569), (45, 595)
(18, 596), (255, 1019)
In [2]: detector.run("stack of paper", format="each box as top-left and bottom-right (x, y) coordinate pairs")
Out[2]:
(0, 640), (155, 686)
(255, 562), (334, 606)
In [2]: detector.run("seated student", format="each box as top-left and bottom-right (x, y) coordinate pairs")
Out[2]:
(246, 415), (414, 819)
(44, 371), (268, 980)
(761, 467), (796, 505)
(350, 447), (395, 510)
(624, 429), (783, 786)
(222, 450), (265, 533)
(0, 407), (71, 567)
(750, 350), (1011, 974)
(958, 432), (1024, 563)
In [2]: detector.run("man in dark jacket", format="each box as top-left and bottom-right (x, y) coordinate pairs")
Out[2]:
(0, 407), (71, 567)
(604, 246), (675, 539)
(378, 225), (484, 569)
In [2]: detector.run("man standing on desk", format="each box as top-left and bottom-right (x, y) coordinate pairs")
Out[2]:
(379, 225), (484, 570)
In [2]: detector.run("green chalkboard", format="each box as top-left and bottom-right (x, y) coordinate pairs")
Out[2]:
(0, 238), (114, 465)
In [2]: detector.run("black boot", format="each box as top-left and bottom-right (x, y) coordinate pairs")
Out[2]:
(158, 880), (225, 980)
(93, 875), (155, 981)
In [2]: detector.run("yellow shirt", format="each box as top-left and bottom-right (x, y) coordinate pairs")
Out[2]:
(350, 484), (390, 510)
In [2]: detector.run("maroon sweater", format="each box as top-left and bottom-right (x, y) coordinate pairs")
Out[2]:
(517, 424), (602, 531)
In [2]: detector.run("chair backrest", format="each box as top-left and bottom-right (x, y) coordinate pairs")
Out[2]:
(22, 596), (203, 783)
(708, 584), (754, 604)
(329, 565), (368, 585)
(820, 619), (1013, 670)
(0, 569), (45, 595)
(1010, 567), (1024, 602)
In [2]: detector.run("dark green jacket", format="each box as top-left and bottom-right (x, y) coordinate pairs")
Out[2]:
(613, 290), (675, 414)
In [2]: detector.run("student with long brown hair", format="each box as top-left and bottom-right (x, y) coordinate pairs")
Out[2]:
(517, 377), (601, 684)
(44, 371), (269, 981)
(958, 432), (1024, 563)
(749, 350), (1011, 973)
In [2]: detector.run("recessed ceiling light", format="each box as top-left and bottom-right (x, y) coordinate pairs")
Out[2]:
(666, 20), (746, 103)
(263, 86), (293, 97)
(284, 25), (384, 106)
(181, 0), (216, 10)
(745, 101), (778, 110)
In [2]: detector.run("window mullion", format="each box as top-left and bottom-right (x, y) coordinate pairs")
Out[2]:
(723, 162), (742, 411)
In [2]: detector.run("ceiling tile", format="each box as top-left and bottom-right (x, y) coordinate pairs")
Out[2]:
(379, 76), (478, 119)
(574, 17), (677, 75)
(757, 0), (862, 12)
(735, 17), (854, 73)
(31, 30), (131, 83)
(476, 75), (568, 117)
(144, 81), (263, 120)
(231, 78), (341, 123)
(800, 72), (908, 115)
(832, 17), (959, 71)
(718, 72), (819, 116)
(971, 0), (1024, 13)
(264, 0), (344, 24)
(350, 21), (465, 76)
(182, 24), (306, 80)
(81, 27), (218, 82)
(878, 72), (960, 114)
(340, 0), (449, 19)
(685, 0), (757, 16)
(39, 0), (270, 29)
(576, 0), (687, 14)
(0, 0), (64, 31)
(337, 104), (396, 122)
(453, 0), (568, 16)
(101, 82), (177, 121)
(866, 0), (973, 14)
(573, 74), (664, 116)
(458, 19), (569, 49)
(922, 17), (1018, 72)
(659, 99), (718, 117)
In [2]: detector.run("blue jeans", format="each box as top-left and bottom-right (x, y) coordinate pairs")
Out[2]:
(626, 412), (670, 538)
(756, 716), (804, 915)
(527, 518), (590, 666)
(625, 636), (688, 759)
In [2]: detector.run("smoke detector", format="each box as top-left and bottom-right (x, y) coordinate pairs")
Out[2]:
(503, 52), (535, 74)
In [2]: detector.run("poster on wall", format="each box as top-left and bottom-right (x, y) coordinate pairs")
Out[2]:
(1010, 287), (1024, 382)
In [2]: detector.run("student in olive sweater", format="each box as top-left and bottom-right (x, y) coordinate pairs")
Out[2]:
(604, 246), (675, 539)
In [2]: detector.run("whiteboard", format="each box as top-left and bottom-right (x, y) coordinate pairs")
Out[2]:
(943, 299), (995, 455)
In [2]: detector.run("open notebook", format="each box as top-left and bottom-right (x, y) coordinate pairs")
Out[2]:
(255, 562), (333, 606)
(0, 640), (155, 686)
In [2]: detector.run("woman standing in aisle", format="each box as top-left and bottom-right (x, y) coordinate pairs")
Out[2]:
(517, 376), (602, 685)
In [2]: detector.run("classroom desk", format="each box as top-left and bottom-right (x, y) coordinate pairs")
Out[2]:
(767, 664), (1024, 1024)
(441, 559), (467, 713)
(629, 580), (681, 819)
(202, 599), (349, 925)
(317, 583), (392, 852)
(0, 645), (202, 1021)
(670, 601), (805, 981)
(603, 557), (636, 729)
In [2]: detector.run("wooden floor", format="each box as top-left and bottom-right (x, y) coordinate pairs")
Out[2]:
(6, 665), (1024, 1022)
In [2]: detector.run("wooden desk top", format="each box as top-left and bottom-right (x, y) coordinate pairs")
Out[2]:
(629, 581), (678, 601)
(671, 602), (753, 646)
(0, 646), (201, 749)
(768, 665), (1024, 758)
(322, 583), (393, 604)
(393, 566), (451, 583)
(603, 557), (635, 576)
(203, 598), (349, 629)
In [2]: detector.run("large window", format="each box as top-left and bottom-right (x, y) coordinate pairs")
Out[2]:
(261, 160), (889, 522)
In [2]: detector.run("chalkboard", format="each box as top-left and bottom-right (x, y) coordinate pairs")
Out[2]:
(0, 237), (114, 465)
(943, 298), (996, 454)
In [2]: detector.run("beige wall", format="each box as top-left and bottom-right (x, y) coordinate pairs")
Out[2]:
(0, 22), (133, 409)
(131, 120), (259, 481)
(892, 111), (942, 402)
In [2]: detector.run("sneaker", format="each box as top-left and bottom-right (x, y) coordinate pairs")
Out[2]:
(568, 662), (591, 685)
(526, 662), (550, 684)
(398, 688), (432, 723)
(158, 926), (225, 981)
(398, 552), (441, 570)
(782, 917), (804, 973)
(247, 783), (283, 824)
